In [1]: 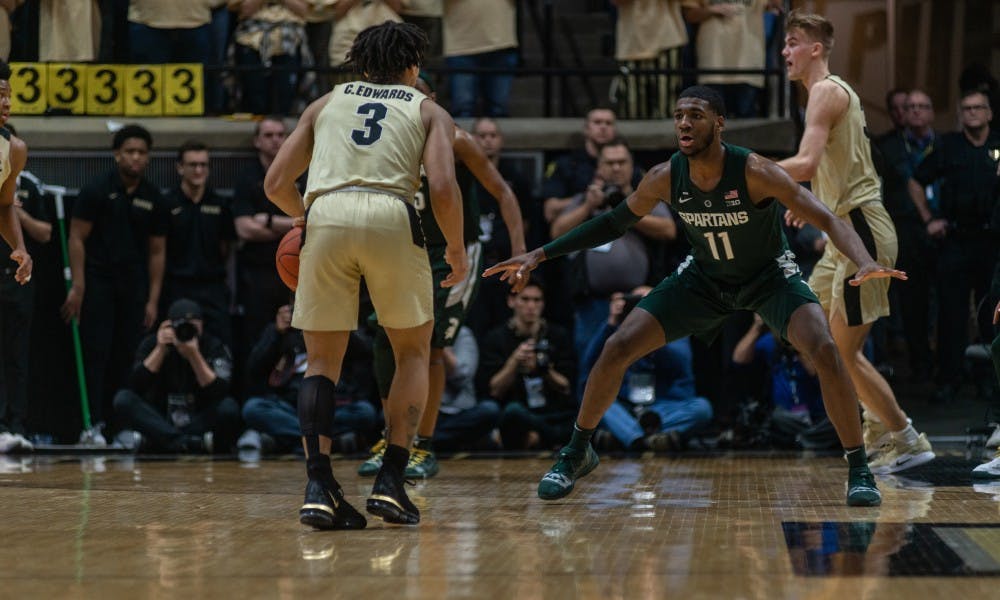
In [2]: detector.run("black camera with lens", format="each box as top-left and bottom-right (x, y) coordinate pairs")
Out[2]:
(534, 338), (550, 371)
(621, 293), (643, 320)
(172, 318), (198, 343)
(602, 184), (627, 208)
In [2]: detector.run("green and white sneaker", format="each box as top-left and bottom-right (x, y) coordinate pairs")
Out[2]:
(358, 438), (387, 477)
(404, 447), (439, 479)
(537, 445), (599, 500)
(846, 465), (882, 507)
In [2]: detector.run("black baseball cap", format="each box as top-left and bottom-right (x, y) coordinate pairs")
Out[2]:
(167, 298), (203, 321)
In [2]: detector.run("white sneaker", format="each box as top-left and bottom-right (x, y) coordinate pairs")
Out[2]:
(11, 433), (33, 452)
(237, 429), (262, 450)
(985, 425), (1000, 449)
(869, 433), (935, 474)
(972, 451), (1000, 480)
(0, 432), (18, 453)
(78, 426), (107, 448)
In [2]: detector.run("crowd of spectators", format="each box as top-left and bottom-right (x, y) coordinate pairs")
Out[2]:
(3, 1), (790, 119)
(0, 3), (997, 457)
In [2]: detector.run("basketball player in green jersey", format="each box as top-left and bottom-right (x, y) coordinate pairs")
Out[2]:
(359, 74), (527, 480)
(777, 11), (933, 474)
(485, 86), (906, 507)
(265, 22), (467, 528)
(0, 60), (33, 285)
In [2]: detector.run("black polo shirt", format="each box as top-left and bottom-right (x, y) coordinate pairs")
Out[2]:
(2, 171), (49, 266)
(541, 148), (644, 201)
(232, 160), (288, 270)
(914, 128), (1000, 232)
(73, 169), (167, 278)
(164, 186), (236, 280)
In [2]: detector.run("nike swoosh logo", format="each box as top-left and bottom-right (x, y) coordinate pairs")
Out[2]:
(679, 196), (691, 204)
(895, 456), (911, 465)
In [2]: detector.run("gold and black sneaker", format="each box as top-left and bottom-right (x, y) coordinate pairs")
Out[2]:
(299, 479), (368, 530)
(366, 467), (420, 525)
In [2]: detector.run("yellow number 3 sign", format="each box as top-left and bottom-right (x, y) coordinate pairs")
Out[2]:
(8, 62), (204, 117)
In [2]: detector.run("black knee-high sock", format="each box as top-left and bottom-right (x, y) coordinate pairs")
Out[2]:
(298, 375), (337, 438)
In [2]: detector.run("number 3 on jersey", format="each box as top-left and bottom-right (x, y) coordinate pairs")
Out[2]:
(352, 102), (387, 146)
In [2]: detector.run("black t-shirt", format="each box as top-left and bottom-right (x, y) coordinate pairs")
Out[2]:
(541, 148), (596, 201)
(2, 171), (49, 265)
(73, 170), (167, 278)
(128, 332), (233, 407)
(477, 319), (577, 413)
(232, 160), (289, 269)
(474, 159), (536, 265)
(164, 186), (236, 280)
(914, 129), (1000, 231)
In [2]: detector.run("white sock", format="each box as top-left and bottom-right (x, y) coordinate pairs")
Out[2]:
(863, 410), (881, 424)
(891, 424), (919, 446)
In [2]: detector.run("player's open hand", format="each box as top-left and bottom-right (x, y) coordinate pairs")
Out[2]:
(440, 244), (469, 288)
(784, 208), (806, 229)
(482, 248), (545, 286)
(849, 263), (907, 286)
(10, 248), (31, 285)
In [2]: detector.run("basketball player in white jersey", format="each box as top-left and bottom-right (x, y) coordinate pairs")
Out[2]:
(777, 10), (933, 474)
(264, 22), (467, 529)
(0, 59), (32, 285)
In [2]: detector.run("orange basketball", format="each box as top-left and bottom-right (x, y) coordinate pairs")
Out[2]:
(276, 227), (303, 291)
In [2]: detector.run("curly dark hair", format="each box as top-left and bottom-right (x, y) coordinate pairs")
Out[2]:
(345, 21), (429, 84)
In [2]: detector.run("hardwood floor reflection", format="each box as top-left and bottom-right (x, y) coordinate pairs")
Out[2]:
(1, 453), (997, 597)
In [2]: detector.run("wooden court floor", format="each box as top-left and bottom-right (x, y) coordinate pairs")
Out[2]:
(1, 451), (998, 598)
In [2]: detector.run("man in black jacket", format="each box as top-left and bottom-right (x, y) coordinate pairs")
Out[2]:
(113, 298), (240, 453)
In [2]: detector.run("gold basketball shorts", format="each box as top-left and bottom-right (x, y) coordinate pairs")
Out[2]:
(808, 201), (898, 326)
(292, 189), (433, 332)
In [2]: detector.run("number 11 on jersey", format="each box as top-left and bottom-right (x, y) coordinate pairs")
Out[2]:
(704, 231), (734, 260)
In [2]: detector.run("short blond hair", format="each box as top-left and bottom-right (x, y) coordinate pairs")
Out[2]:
(786, 10), (834, 56)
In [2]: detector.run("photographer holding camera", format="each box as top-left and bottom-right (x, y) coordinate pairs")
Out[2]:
(113, 298), (240, 453)
(581, 286), (713, 452)
(550, 138), (676, 359)
(478, 280), (577, 450)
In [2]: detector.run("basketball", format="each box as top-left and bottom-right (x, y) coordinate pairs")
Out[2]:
(276, 227), (303, 291)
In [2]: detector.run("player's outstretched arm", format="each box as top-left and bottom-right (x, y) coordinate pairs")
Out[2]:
(455, 129), (526, 256)
(422, 99), (468, 288)
(264, 94), (328, 218)
(483, 161), (672, 284)
(747, 153), (906, 286)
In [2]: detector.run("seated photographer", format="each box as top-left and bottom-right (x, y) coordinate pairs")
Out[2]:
(242, 304), (377, 454)
(583, 286), (713, 452)
(432, 325), (501, 452)
(731, 314), (836, 449)
(477, 280), (577, 450)
(549, 138), (675, 358)
(113, 298), (240, 453)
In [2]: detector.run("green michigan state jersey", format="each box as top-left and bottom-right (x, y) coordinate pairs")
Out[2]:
(415, 164), (481, 246)
(670, 143), (794, 285)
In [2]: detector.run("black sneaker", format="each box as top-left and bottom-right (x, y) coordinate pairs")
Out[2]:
(366, 467), (420, 525)
(299, 479), (368, 530)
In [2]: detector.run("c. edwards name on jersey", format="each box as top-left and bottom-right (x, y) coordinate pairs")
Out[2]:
(343, 83), (415, 102)
(677, 211), (750, 228)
